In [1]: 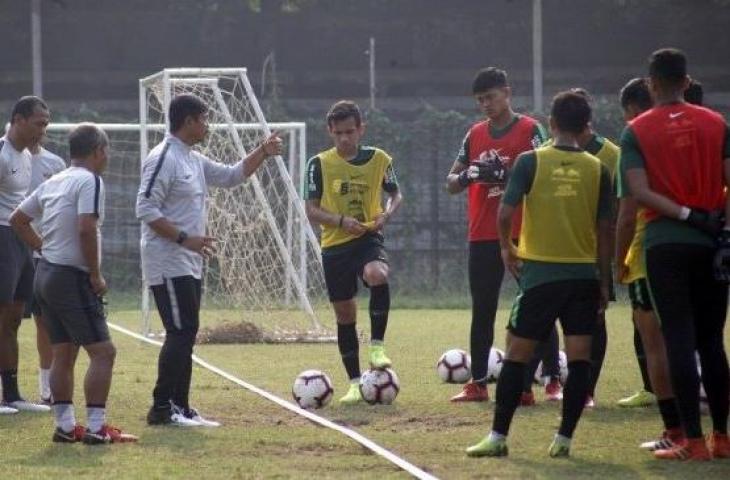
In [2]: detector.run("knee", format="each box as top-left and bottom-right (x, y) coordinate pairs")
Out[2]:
(90, 343), (117, 366)
(363, 263), (389, 286)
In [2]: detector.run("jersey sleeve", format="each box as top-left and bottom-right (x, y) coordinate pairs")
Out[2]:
(596, 165), (614, 220)
(383, 162), (399, 193)
(456, 131), (470, 165)
(502, 151), (537, 207)
(304, 156), (322, 200)
(619, 126), (645, 171)
(616, 153), (631, 199)
(531, 123), (549, 149)
(78, 174), (103, 217)
(201, 153), (245, 188)
(136, 150), (173, 224)
(18, 188), (42, 219)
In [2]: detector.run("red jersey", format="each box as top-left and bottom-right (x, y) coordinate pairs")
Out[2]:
(465, 115), (543, 241)
(631, 103), (726, 222)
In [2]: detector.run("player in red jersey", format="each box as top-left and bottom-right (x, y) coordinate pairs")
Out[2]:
(445, 67), (546, 402)
(623, 48), (730, 461)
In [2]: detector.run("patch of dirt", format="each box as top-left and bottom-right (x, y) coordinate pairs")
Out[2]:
(197, 321), (264, 344)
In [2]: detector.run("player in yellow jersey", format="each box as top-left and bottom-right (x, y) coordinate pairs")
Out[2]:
(305, 101), (403, 405)
(466, 91), (612, 458)
(525, 89), (619, 408)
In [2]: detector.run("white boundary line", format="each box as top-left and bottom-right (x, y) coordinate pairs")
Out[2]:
(107, 321), (439, 480)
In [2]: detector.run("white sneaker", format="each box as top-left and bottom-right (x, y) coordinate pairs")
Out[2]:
(185, 408), (221, 427)
(170, 410), (203, 427)
(0, 404), (18, 415)
(5, 399), (51, 413)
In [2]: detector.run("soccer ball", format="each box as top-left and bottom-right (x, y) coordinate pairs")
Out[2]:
(292, 370), (333, 409)
(487, 347), (505, 383)
(359, 367), (400, 405)
(436, 349), (471, 383)
(534, 350), (568, 385)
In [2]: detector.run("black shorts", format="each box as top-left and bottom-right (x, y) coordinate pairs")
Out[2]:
(0, 225), (34, 304)
(33, 259), (109, 346)
(508, 279), (600, 341)
(23, 258), (42, 319)
(322, 235), (388, 302)
(150, 276), (202, 333)
(628, 278), (652, 312)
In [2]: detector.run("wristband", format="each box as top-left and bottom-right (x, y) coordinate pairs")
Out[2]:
(176, 230), (189, 244)
(678, 206), (691, 221)
(338, 215), (344, 228)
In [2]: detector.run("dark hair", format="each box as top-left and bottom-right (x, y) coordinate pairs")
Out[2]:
(10, 96), (48, 124)
(472, 67), (508, 94)
(620, 77), (653, 111)
(684, 79), (703, 106)
(550, 91), (592, 135)
(648, 48), (687, 87)
(69, 123), (109, 159)
(169, 94), (207, 132)
(326, 100), (362, 127)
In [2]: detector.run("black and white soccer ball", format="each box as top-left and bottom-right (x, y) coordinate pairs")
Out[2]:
(437, 349), (471, 384)
(487, 347), (505, 383)
(534, 350), (568, 385)
(292, 369), (334, 409)
(359, 367), (400, 405)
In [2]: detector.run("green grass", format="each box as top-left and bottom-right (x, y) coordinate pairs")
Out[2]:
(2, 304), (730, 479)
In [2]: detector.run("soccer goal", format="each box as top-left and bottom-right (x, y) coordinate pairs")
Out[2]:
(138, 68), (333, 342)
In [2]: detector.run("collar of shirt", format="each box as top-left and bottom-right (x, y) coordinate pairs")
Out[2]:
(165, 134), (193, 153)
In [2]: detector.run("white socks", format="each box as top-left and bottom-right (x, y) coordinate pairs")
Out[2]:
(87, 406), (107, 433)
(52, 403), (76, 432)
(39, 368), (51, 400)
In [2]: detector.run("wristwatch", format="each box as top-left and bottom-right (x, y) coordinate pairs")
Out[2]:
(176, 230), (188, 244)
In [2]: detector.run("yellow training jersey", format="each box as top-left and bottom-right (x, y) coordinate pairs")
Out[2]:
(518, 146), (603, 263)
(319, 147), (391, 248)
(622, 208), (647, 283)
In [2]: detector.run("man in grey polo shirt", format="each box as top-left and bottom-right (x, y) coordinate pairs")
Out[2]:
(0, 96), (51, 413)
(137, 94), (282, 427)
(11, 123), (137, 444)
(23, 139), (66, 404)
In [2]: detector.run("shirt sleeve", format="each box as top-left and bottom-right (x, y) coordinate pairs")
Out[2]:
(456, 131), (470, 165)
(201, 153), (245, 188)
(596, 165), (614, 220)
(619, 126), (645, 171)
(383, 162), (399, 193)
(616, 153), (630, 199)
(78, 174), (103, 217)
(304, 156), (322, 200)
(502, 152), (537, 207)
(136, 151), (173, 224)
(18, 188), (42, 219)
(532, 123), (549, 149)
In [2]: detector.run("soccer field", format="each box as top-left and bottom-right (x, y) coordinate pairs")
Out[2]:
(2, 304), (730, 479)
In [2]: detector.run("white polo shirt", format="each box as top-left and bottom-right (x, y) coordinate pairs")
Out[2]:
(136, 135), (246, 286)
(18, 166), (105, 272)
(0, 136), (32, 226)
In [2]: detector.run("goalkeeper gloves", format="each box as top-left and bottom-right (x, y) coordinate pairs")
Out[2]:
(459, 159), (508, 187)
(683, 208), (724, 236)
(713, 228), (730, 283)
